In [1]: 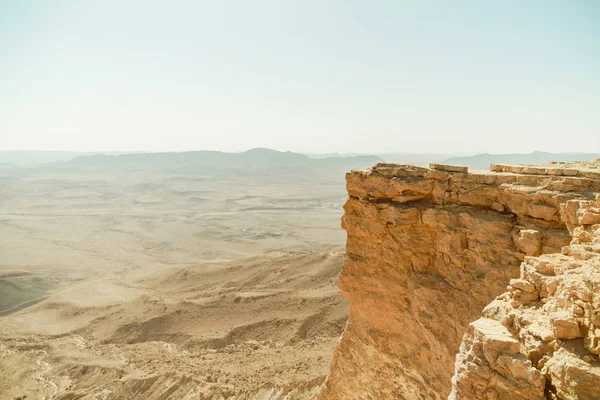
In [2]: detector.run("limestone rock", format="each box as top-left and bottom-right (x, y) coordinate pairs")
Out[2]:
(320, 160), (600, 400)
(430, 163), (468, 173)
(513, 229), (543, 256)
(449, 318), (546, 400)
(451, 204), (600, 399)
(551, 312), (581, 339)
(509, 278), (536, 293)
(544, 348), (600, 400)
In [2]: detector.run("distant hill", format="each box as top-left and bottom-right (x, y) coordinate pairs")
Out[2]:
(66, 148), (383, 172)
(303, 152), (468, 166)
(9, 149), (599, 173)
(442, 152), (600, 170)
(0, 151), (136, 167)
(376, 153), (462, 166)
(0, 163), (17, 170)
(311, 155), (384, 169)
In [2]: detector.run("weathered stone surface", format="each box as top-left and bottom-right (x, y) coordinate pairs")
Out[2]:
(513, 229), (543, 256)
(430, 163), (468, 173)
(509, 278), (536, 293)
(320, 161), (600, 399)
(544, 348), (600, 400)
(551, 312), (582, 339)
(451, 174), (600, 400)
(490, 161), (600, 181)
(449, 318), (546, 400)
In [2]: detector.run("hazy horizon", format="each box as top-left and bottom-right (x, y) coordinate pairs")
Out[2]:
(2, 1), (599, 154)
(2, 148), (600, 156)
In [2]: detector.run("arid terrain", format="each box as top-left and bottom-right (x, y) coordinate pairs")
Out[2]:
(3, 152), (600, 400)
(0, 151), (372, 399)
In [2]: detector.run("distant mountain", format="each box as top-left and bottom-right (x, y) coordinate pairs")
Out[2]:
(313, 155), (382, 168)
(66, 148), (383, 172)
(0, 163), (17, 170)
(303, 152), (470, 166)
(302, 152), (367, 159)
(0, 151), (136, 167)
(376, 153), (462, 166)
(6, 150), (599, 173)
(236, 148), (310, 165)
(442, 152), (600, 170)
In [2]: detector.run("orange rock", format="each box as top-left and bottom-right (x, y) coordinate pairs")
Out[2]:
(320, 161), (600, 400)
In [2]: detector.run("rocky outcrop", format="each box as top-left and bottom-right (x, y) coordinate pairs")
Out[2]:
(320, 161), (600, 400)
(450, 193), (600, 400)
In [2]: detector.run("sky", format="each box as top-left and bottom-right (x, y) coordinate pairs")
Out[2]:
(1, 0), (599, 154)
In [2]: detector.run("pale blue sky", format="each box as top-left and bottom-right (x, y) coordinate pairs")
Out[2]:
(1, 0), (598, 153)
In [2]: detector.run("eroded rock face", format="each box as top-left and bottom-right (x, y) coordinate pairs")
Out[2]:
(320, 162), (600, 400)
(450, 195), (600, 400)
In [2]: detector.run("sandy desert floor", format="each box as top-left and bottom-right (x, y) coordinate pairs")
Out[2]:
(0, 165), (350, 399)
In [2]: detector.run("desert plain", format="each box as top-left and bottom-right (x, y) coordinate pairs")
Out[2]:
(0, 151), (372, 399)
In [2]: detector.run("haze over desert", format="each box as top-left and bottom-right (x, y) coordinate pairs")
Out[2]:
(2, 1), (599, 399)
(0, 150), (367, 399)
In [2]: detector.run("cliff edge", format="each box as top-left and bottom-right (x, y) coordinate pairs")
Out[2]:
(320, 161), (600, 399)
(450, 192), (600, 399)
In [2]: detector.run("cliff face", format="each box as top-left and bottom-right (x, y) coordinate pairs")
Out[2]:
(450, 194), (600, 400)
(320, 162), (600, 400)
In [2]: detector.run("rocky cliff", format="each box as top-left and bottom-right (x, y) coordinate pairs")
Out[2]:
(450, 192), (600, 399)
(319, 161), (600, 399)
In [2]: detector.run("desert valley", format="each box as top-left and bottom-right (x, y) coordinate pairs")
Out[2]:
(3, 2), (599, 398)
(2, 150), (600, 400)
(1, 149), (375, 399)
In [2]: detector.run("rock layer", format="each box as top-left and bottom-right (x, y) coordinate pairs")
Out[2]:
(450, 193), (600, 400)
(320, 162), (600, 400)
